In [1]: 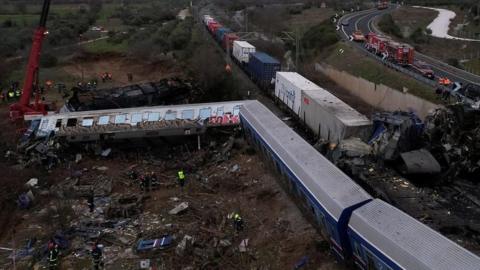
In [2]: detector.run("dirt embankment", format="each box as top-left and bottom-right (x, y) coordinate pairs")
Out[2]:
(62, 55), (185, 88)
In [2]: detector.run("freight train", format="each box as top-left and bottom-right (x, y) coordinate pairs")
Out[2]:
(204, 14), (480, 269)
(240, 100), (480, 270)
(365, 32), (435, 79)
(203, 15), (281, 89)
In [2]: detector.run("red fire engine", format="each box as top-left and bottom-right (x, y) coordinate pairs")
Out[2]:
(365, 33), (415, 66)
(385, 41), (414, 66)
(377, 0), (388, 10)
(366, 33), (389, 54)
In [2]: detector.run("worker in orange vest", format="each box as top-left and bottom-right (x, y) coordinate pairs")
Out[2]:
(438, 77), (451, 86)
(225, 64), (232, 73)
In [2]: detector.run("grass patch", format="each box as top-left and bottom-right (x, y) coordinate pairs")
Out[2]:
(464, 59), (480, 76)
(83, 38), (128, 54)
(287, 7), (335, 32)
(322, 43), (440, 104)
(0, 14), (37, 25)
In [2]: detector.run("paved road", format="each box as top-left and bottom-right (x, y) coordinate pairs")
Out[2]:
(338, 6), (480, 86)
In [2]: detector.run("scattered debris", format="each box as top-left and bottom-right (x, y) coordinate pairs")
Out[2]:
(101, 148), (112, 157)
(399, 149), (441, 175)
(75, 153), (82, 163)
(369, 111), (424, 160)
(424, 105), (480, 182)
(25, 178), (39, 188)
(169, 202), (189, 215)
(239, 238), (249, 252)
(137, 236), (173, 252)
(176, 235), (194, 257)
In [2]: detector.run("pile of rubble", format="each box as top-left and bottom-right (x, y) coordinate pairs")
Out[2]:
(424, 105), (480, 183)
(1, 132), (330, 269)
(322, 107), (480, 253)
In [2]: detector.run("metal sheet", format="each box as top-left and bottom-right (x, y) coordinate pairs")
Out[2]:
(400, 149), (441, 174)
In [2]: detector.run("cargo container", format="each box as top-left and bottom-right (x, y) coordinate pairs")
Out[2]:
(222, 33), (239, 52)
(232, 41), (256, 64)
(208, 22), (221, 34)
(275, 72), (321, 115)
(203, 15), (214, 25)
(300, 89), (372, 143)
(247, 52), (281, 89)
(215, 27), (231, 43)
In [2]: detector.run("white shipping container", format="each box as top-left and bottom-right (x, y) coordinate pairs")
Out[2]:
(232, 41), (256, 64)
(275, 72), (321, 115)
(300, 89), (372, 143)
(203, 15), (213, 25)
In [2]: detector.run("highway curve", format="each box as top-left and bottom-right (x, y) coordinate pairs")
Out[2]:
(338, 5), (480, 86)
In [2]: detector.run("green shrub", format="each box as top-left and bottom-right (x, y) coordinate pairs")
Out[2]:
(302, 21), (339, 54)
(378, 14), (402, 38)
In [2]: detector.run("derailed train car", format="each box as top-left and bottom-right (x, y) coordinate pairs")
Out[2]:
(275, 72), (372, 143)
(240, 101), (480, 270)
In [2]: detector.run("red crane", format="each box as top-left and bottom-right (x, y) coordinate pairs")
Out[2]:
(9, 0), (52, 121)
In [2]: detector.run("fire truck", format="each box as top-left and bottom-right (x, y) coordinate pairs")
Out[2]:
(377, 0), (388, 10)
(385, 41), (414, 66)
(365, 33), (389, 54)
(365, 33), (414, 66)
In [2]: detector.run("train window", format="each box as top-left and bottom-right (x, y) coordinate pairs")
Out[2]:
(40, 120), (49, 130)
(182, 109), (194, 120)
(98, 116), (110, 125)
(365, 249), (388, 270)
(233, 105), (240, 115)
(131, 113), (143, 124)
(147, 112), (160, 122)
(81, 118), (94, 127)
(353, 241), (362, 257)
(115, 114), (127, 124)
(366, 252), (377, 270)
(216, 107), (224, 117)
(66, 118), (77, 127)
(199, 108), (211, 119)
(55, 119), (62, 128)
(319, 214), (329, 237)
(165, 111), (177, 121)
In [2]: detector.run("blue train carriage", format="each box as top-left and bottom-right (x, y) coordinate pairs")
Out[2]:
(348, 199), (480, 270)
(247, 52), (281, 90)
(239, 100), (373, 260)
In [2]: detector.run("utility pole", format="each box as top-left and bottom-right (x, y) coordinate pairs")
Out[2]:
(281, 29), (302, 71)
(245, 8), (248, 32)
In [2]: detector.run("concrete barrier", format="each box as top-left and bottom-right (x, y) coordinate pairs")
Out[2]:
(315, 63), (442, 120)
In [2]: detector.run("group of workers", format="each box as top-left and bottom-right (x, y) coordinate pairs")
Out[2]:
(101, 72), (113, 83)
(0, 81), (21, 103)
(139, 172), (160, 192)
(47, 240), (103, 269)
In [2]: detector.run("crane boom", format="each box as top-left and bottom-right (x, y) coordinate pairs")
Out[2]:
(10, 0), (51, 121)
